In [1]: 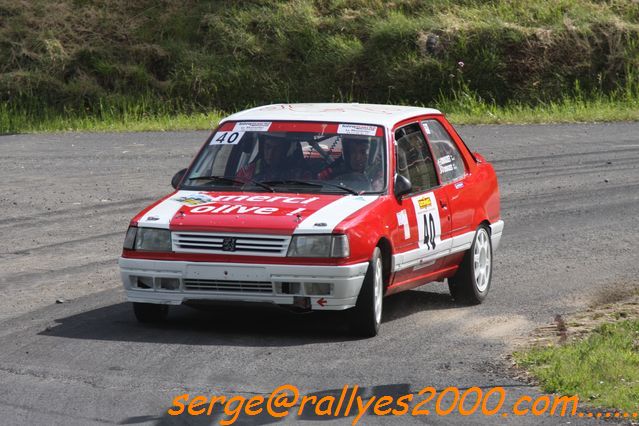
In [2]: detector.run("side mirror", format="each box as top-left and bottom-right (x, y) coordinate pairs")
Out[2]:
(171, 168), (187, 189)
(473, 152), (485, 163)
(393, 174), (412, 199)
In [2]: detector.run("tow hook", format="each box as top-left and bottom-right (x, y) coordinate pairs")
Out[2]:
(291, 296), (312, 312)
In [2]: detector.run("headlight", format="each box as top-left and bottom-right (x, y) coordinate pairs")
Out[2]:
(123, 227), (137, 249)
(134, 228), (172, 252)
(287, 235), (349, 258)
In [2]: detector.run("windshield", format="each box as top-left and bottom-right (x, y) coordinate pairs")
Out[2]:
(181, 121), (387, 194)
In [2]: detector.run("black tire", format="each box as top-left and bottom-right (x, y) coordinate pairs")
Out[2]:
(350, 247), (384, 337)
(133, 302), (169, 323)
(448, 225), (492, 305)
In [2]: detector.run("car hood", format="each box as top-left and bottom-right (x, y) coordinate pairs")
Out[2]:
(134, 190), (379, 235)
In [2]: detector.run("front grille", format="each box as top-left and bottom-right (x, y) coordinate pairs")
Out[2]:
(183, 279), (273, 293)
(172, 232), (290, 256)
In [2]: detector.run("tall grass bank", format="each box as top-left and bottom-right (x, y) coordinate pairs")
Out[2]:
(1, 0), (639, 131)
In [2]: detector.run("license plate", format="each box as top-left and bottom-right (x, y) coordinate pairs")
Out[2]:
(185, 264), (268, 281)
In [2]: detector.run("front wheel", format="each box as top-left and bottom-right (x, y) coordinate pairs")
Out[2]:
(448, 225), (492, 304)
(350, 247), (384, 337)
(133, 302), (169, 323)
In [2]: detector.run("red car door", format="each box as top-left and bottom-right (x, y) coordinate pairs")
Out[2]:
(421, 118), (476, 263)
(389, 121), (452, 292)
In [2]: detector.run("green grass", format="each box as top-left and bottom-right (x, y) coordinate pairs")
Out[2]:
(441, 89), (639, 125)
(2, 95), (639, 133)
(0, 106), (223, 133)
(0, 94), (225, 133)
(2, 0), (639, 123)
(515, 319), (639, 412)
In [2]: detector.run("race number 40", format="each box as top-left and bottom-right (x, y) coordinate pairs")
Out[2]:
(210, 131), (245, 145)
(412, 193), (441, 252)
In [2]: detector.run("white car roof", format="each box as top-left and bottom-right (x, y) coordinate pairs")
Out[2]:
(221, 103), (442, 128)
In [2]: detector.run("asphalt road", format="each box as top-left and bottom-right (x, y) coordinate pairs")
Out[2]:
(0, 123), (638, 425)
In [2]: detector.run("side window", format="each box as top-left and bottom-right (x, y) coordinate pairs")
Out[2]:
(422, 119), (466, 183)
(394, 123), (438, 193)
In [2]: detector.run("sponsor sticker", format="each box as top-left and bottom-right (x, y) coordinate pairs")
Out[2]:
(233, 121), (272, 132)
(417, 196), (432, 210)
(412, 193), (442, 251)
(183, 195), (322, 216)
(440, 164), (455, 173)
(173, 193), (214, 206)
(438, 155), (453, 166)
(210, 131), (245, 145)
(337, 124), (378, 136)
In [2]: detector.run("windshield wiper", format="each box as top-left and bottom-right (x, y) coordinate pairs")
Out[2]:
(261, 179), (359, 195)
(187, 175), (274, 192)
(316, 181), (360, 195)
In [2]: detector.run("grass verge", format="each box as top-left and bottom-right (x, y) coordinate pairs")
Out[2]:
(0, 104), (224, 134)
(514, 319), (639, 413)
(2, 96), (639, 134)
(444, 97), (639, 125)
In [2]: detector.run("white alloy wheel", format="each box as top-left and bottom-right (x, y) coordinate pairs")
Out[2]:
(448, 225), (493, 304)
(373, 257), (383, 326)
(351, 247), (384, 337)
(473, 228), (491, 292)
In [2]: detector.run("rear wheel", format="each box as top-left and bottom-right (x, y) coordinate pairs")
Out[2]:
(133, 302), (169, 323)
(448, 225), (492, 304)
(350, 247), (383, 337)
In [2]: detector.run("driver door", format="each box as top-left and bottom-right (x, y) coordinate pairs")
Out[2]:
(390, 122), (453, 289)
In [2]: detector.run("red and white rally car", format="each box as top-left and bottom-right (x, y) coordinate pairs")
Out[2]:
(119, 103), (503, 336)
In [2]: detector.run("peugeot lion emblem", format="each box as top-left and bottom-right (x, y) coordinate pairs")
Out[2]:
(222, 237), (237, 252)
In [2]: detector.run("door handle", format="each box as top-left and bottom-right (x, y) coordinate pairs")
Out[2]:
(439, 200), (448, 209)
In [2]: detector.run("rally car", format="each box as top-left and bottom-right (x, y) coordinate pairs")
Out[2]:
(119, 103), (503, 337)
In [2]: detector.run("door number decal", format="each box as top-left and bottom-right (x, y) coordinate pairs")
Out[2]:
(412, 193), (442, 252)
(423, 213), (436, 249)
(396, 210), (410, 239)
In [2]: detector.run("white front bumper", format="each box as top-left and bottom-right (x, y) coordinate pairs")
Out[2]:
(490, 220), (505, 251)
(118, 258), (368, 310)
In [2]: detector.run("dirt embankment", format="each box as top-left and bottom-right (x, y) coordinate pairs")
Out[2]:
(1, 0), (639, 115)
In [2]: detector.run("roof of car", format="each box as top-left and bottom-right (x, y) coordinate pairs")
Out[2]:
(221, 103), (442, 128)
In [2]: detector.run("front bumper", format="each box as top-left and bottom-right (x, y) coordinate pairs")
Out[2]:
(490, 220), (504, 251)
(118, 258), (368, 310)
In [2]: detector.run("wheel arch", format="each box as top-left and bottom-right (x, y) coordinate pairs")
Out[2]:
(376, 237), (393, 289)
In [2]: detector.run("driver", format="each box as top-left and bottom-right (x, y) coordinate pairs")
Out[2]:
(237, 135), (306, 181)
(317, 137), (384, 191)
(343, 138), (369, 175)
(317, 138), (368, 179)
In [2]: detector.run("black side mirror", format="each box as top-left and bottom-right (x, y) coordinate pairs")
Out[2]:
(394, 174), (412, 199)
(171, 168), (187, 189)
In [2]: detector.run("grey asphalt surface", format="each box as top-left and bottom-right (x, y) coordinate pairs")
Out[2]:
(0, 123), (638, 425)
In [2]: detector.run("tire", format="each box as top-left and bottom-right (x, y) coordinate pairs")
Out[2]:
(350, 247), (384, 337)
(448, 225), (492, 305)
(133, 302), (169, 323)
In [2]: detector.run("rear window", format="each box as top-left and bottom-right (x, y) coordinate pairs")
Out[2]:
(422, 120), (466, 183)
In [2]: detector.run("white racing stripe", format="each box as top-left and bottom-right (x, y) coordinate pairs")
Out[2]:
(393, 223), (504, 272)
(393, 231), (470, 272)
(294, 195), (379, 234)
(137, 190), (199, 229)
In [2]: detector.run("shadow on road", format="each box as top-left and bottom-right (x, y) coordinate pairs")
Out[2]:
(40, 289), (460, 347)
